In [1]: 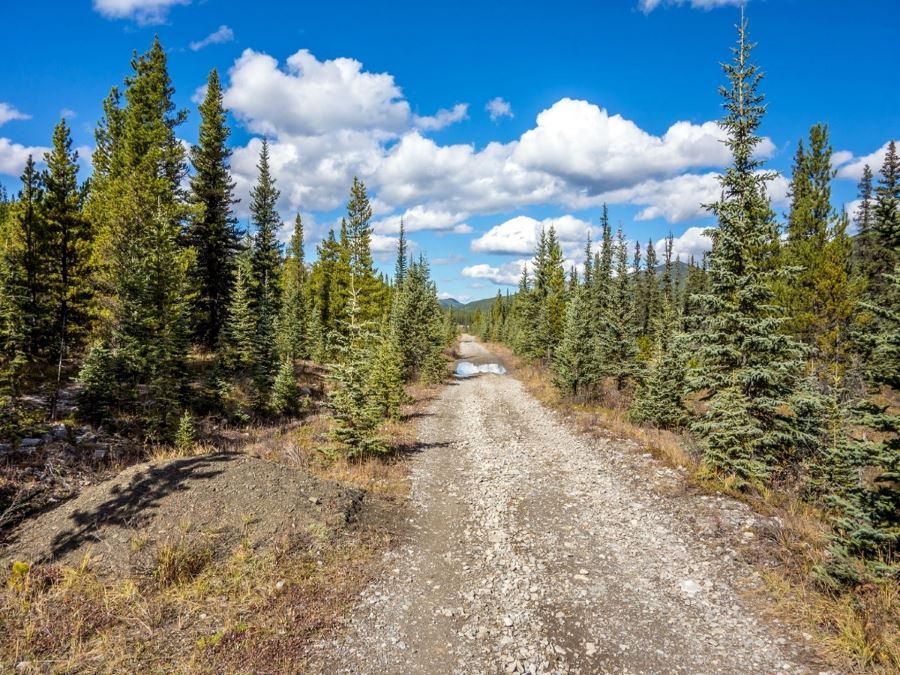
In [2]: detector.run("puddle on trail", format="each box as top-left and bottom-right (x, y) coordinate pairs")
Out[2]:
(455, 361), (507, 377)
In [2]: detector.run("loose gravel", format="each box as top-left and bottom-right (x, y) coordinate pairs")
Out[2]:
(311, 337), (815, 674)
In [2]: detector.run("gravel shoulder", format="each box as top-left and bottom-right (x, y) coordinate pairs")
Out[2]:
(311, 336), (817, 674)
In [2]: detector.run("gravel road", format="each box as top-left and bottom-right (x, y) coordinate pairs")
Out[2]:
(312, 336), (814, 674)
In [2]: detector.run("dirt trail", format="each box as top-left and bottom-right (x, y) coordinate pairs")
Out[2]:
(312, 336), (813, 674)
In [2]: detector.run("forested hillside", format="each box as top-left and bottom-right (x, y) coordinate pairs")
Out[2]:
(0, 38), (452, 457)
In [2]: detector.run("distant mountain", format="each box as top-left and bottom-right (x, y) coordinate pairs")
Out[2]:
(439, 296), (499, 312)
(439, 260), (695, 313)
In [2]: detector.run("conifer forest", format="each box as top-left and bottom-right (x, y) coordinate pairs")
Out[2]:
(0, 5), (897, 673)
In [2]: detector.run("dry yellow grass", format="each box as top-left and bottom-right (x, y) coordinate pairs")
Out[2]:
(1, 369), (440, 672)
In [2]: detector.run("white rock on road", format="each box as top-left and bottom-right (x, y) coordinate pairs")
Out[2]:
(310, 336), (812, 674)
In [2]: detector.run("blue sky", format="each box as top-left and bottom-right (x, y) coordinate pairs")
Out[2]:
(1, 0), (897, 302)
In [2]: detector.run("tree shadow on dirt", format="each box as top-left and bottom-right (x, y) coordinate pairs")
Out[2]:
(45, 453), (237, 561)
(389, 440), (450, 458)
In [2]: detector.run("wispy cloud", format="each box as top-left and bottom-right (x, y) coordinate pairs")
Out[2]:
(413, 103), (468, 131)
(190, 25), (235, 51)
(93, 0), (190, 25)
(0, 103), (30, 127)
(639, 0), (745, 13)
(486, 97), (513, 121)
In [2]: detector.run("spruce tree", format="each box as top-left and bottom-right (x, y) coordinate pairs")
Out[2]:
(554, 284), (599, 397)
(389, 256), (446, 381)
(43, 119), (93, 417)
(0, 208), (28, 402)
(278, 214), (309, 360)
(511, 266), (538, 357)
(690, 17), (806, 486)
(597, 227), (638, 390)
(823, 268), (899, 580)
(533, 226), (566, 362)
(777, 123), (860, 381)
(8, 156), (49, 360)
(84, 37), (194, 438)
(225, 245), (258, 372)
(853, 164), (876, 279)
(631, 240), (644, 335)
(249, 139), (282, 385)
(631, 295), (689, 429)
(590, 205), (613, 325)
(188, 68), (239, 350)
(309, 228), (341, 357)
(270, 356), (299, 415)
(330, 219), (353, 336)
(346, 177), (384, 322)
(395, 217), (408, 286)
(641, 239), (661, 339)
(583, 233), (593, 288)
(871, 141), (900, 296)
(368, 331), (406, 420)
(327, 297), (385, 458)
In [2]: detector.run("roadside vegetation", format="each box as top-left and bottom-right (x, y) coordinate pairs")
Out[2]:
(0, 35), (455, 672)
(453, 18), (898, 674)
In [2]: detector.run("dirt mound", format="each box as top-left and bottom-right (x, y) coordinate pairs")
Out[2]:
(2, 452), (363, 576)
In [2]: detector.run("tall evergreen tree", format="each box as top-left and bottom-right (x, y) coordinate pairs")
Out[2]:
(7, 156), (48, 360)
(395, 217), (408, 286)
(84, 37), (193, 437)
(641, 239), (660, 339)
(554, 284), (598, 397)
(389, 256), (446, 381)
(598, 227), (638, 390)
(535, 226), (567, 361)
(345, 177), (384, 322)
(278, 214), (309, 360)
(777, 124), (860, 381)
(309, 228), (340, 357)
(591, 205), (613, 324)
(631, 295), (689, 430)
(188, 68), (240, 350)
(42, 119), (93, 416)
(690, 17), (806, 485)
(871, 141), (900, 295)
(853, 164), (876, 280)
(249, 138), (282, 383)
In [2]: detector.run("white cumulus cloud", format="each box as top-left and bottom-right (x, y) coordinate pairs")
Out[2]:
(0, 138), (49, 177)
(225, 48), (410, 138)
(654, 226), (713, 262)
(190, 25), (234, 51)
(93, 0), (189, 24)
(462, 260), (531, 286)
(471, 215), (593, 258)
(373, 205), (470, 235)
(513, 99), (756, 191)
(220, 46), (781, 232)
(834, 141), (898, 181)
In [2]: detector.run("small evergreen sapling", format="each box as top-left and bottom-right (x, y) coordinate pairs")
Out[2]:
(271, 356), (299, 415)
(174, 411), (197, 452)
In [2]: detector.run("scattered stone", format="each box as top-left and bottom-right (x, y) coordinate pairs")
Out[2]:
(680, 579), (702, 595)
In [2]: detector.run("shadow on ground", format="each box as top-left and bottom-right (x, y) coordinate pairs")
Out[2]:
(46, 453), (237, 561)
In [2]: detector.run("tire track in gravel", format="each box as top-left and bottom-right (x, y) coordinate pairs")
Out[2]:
(311, 336), (814, 674)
